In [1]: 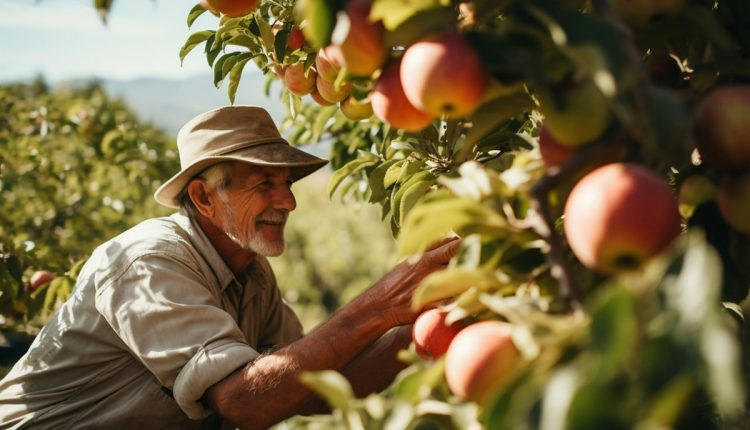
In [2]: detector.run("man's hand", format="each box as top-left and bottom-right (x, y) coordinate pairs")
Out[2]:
(358, 237), (462, 328)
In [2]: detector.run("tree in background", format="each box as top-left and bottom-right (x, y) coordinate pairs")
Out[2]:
(0, 80), (179, 329)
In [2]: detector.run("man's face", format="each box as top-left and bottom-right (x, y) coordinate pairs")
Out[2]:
(214, 163), (296, 256)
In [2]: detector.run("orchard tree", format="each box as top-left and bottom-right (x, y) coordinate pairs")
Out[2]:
(107, 0), (750, 426)
(0, 80), (179, 327)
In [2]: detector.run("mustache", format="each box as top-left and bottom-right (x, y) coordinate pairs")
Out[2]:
(256, 210), (288, 224)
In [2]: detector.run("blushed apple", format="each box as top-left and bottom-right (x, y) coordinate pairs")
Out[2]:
(371, 61), (435, 132)
(563, 163), (682, 273)
(445, 321), (521, 404)
(400, 32), (488, 119)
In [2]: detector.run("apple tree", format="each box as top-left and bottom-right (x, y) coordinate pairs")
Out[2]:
(136, 0), (750, 426)
(0, 80), (180, 328)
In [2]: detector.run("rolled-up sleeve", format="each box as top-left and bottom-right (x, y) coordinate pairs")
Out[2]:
(95, 252), (258, 419)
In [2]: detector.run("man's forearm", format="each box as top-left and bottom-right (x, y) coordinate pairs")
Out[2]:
(205, 296), (392, 430)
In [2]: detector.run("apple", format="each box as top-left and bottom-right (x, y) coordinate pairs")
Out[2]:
(400, 32), (489, 119)
(340, 96), (373, 121)
(315, 46), (344, 82)
(315, 75), (351, 103)
(199, 0), (218, 15)
(288, 26), (306, 51)
(444, 321), (521, 404)
(677, 174), (717, 219)
(310, 87), (335, 106)
(718, 172), (750, 233)
(28, 270), (54, 293)
(335, 0), (387, 77)
(537, 78), (612, 147)
(205, 0), (260, 18)
(412, 309), (470, 360)
(563, 163), (682, 273)
(692, 85), (750, 170)
(284, 63), (316, 96)
(538, 124), (577, 168)
(612, 0), (685, 27)
(371, 61), (435, 132)
(272, 64), (285, 79)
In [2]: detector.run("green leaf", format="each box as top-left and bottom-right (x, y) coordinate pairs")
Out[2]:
(396, 173), (435, 226)
(228, 56), (251, 104)
(371, 0), (449, 31)
(327, 157), (379, 198)
(187, 4), (206, 28)
(275, 26), (291, 63)
(588, 284), (637, 379)
(295, 0), (337, 49)
(299, 370), (354, 411)
(368, 159), (400, 203)
(382, 159), (407, 189)
(411, 268), (501, 310)
(457, 91), (535, 161)
(213, 52), (241, 87)
(392, 170), (433, 216)
(399, 196), (509, 256)
(179, 30), (215, 64)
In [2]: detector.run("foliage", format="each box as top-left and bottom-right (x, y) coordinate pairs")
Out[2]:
(179, 0), (750, 427)
(0, 79), (179, 326)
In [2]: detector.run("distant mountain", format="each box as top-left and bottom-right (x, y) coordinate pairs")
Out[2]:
(99, 72), (285, 136)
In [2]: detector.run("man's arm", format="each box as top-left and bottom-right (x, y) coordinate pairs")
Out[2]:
(203, 238), (460, 430)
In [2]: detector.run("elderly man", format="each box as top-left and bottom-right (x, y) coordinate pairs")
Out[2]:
(0, 106), (459, 429)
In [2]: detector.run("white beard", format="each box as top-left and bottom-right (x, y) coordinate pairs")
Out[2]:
(219, 192), (286, 257)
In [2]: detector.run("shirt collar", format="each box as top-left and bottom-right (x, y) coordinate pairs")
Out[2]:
(171, 212), (241, 292)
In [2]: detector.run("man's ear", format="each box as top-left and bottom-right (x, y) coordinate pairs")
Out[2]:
(187, 179), (215, 218)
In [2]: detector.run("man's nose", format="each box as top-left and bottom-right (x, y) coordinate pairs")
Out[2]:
(274, 184), (296, 212)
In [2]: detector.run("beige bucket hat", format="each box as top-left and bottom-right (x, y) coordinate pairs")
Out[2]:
(154, 105), (328, 209)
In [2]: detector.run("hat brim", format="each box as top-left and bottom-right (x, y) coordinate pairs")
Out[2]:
(154, 141), (328, 209)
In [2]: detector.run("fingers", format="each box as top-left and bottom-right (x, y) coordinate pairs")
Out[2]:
(424, 236), (462, 266)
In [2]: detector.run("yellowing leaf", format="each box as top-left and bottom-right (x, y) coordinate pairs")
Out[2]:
(412, 268), (502, 310)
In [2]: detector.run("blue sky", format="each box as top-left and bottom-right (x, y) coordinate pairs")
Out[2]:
(0, 0), (247, 83)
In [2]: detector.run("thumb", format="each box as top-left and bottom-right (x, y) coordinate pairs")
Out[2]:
(424, 237), (462, 266)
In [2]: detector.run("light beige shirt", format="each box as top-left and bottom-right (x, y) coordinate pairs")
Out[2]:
(0, 213), (303, 429)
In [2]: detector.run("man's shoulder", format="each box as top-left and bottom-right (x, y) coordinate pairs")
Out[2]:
(85, 214), (201, 279)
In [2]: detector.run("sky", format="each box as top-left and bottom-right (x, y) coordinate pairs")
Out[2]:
(0, 0), (240, 83)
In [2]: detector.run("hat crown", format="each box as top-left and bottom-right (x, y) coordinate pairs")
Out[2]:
(176, 106), (286, 169)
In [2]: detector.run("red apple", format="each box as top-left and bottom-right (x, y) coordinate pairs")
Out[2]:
(445, 321), (521, 404)
(284, 63), (316, 96)
(718, 172), (750, 233)
(564, 163), (682, 273)
(28, 270), (54, 293)
(412, 309), (470, 360)
(692, 86), (750, 170)
(199, 0), (218, 14)
(335, 0), (387, 77)
(310, 87), (335, 106)
(315, 75), (351, 103)
(205, 0), (260, 17)
(315, 46), (344, 82)
(288, 26), (306, 51)
(340, 96), (373, 121)
(538, 124), (577, 168)
(371, 61), (435, 132)
(400, 32), (488, 119)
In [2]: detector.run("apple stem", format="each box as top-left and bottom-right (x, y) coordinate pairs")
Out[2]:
(530, 133), (627, 309)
